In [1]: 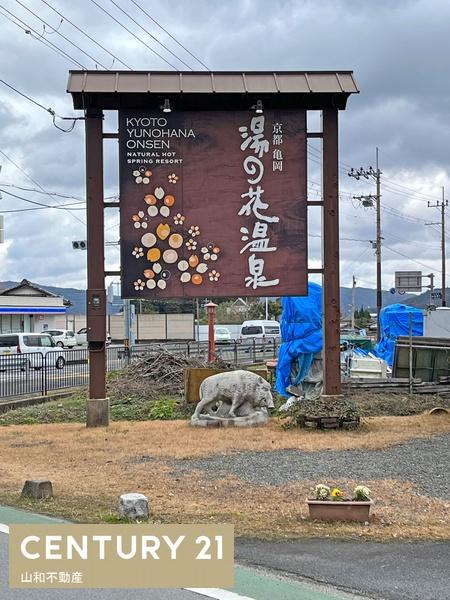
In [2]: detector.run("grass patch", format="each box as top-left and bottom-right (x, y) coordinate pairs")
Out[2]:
(0, 392), (193, 425)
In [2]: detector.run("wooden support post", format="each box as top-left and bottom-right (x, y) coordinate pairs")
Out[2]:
(85, 109), (109, 427)
(322, 108), (341, 396)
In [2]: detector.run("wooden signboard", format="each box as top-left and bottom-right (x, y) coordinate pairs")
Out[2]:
(119, 110), (307, 298)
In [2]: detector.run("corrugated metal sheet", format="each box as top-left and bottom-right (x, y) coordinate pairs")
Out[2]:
(67, 70), (359, 95)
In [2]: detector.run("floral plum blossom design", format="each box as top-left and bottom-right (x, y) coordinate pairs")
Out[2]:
(173, 213), (185, 225)
(132, 246), (144, 259)
(132, 167), (152, 184)
(188, 225), (200, 237)
(201, 244), (220, 261)
(208, 270), (220, 282)
(186, 238), (197, 251)
(133, 279), (145, 291)
(132, 211), (148, 229)
(168, 173), (179, 184)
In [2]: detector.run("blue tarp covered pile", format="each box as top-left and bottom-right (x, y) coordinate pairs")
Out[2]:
(276, 283), (323, 397)
(373, 303), (423, 366)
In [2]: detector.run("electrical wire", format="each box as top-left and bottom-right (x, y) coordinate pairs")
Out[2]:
(88, 0), (179, 70)
(107, 0), (193, 70)
(0, 149), (85, 226)
(0, 78), (83, 134)
(39, 0), (132, 70)
(0, 3), (87, 68)
(308, 144), (442, 203)
(0, 188), (84, 210)
(0, 182), (85, 202)
(14, 0), (108, 69)
(128, 0), (210, 70)
(383, 245), (441, 273)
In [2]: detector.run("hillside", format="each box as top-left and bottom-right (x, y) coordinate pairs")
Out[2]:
(0, 280), (434, 315)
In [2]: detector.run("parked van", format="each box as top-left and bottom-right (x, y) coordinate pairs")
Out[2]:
(239, 320), (281, 342)
(0, 333), (65, 370)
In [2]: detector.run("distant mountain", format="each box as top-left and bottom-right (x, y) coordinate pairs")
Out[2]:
(0, 281), (123, 315)
(2, 280), (438, 315)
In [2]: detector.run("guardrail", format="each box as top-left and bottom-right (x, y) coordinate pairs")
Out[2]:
(0, 340), (279, 400)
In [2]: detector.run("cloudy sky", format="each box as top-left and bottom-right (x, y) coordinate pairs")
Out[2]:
(0, 0), (448, 296)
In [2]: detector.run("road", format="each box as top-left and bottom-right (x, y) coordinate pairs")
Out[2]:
(0, 342), (278, 400)
(0, 507), (361, 600)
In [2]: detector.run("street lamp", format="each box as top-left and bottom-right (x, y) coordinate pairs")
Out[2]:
(204, 301), (218, 363)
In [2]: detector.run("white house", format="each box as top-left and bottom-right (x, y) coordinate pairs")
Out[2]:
(0, 279), (69, 334)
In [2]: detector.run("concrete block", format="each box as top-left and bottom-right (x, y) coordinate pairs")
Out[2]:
(21, 480), (53, 499)
(119, 493), (149, 520)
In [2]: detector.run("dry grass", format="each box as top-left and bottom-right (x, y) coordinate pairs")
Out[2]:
(0, 414), (449, 540)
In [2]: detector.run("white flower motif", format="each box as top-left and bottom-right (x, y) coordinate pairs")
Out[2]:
(186, 238), (197, 251)
(168, 173), (179, 184)
(133, 279), (145, 291)
(173, 213), (185, 225)
(188, 225), (200, 237)
(132, 246), (144, 259)
(132, 213), (148, 229)
(208, 270), (220, 282)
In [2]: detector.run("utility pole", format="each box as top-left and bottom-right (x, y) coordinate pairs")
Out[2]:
(427, 187), (448, 306)
(351, 275), (356, 331)
(349, 147), (382, 340)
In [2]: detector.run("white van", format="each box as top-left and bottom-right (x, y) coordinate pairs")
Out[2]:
(0, 333), (66, 370)
(239, 320), (281, 342)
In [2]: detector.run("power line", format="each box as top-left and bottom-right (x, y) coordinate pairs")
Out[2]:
(107, 0), (193, 70)
(0, 149), (85, 226)
(0, 182), (85, 202)
(14, 0), (108, 69)
(308, 144), (441, 203)
(383, 245), (440, 273)
(39, 0), (132, 70)
(88, 0), (179, 70)
(128, 0), (210, 70)
(0, 79), (81, 134)
(0, 3), (87, 69)
(0, 5), (80, 67)
(0, 188), (84, 210)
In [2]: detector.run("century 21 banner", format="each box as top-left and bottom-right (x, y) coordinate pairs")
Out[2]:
(119, 110), (307, 299)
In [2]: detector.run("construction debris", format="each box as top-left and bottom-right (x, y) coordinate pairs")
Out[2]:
(107, 347), (231, 404)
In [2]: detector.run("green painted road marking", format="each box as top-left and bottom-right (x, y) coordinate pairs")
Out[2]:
(0, 505), (66, 525)
(0, 507), (354, 599)
(232, 566), (351, 600)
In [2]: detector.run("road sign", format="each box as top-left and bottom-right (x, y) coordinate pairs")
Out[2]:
(395, 271), (422, 293)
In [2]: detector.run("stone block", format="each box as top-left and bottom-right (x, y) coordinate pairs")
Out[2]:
(119, 493), (149, 520)
(21, 480), (53, 499)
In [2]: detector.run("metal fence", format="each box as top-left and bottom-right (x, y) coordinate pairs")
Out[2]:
(0, 340), (279, 400)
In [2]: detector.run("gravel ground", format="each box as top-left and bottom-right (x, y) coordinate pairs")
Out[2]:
(171, 433), (450, 498)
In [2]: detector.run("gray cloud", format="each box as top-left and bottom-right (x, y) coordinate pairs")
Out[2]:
(0, 0), (449, 294)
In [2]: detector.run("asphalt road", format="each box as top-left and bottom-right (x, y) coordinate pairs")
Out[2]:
(236, 538), (450, 600)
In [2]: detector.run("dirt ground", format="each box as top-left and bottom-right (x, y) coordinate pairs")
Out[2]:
(0, 414), (449, 541)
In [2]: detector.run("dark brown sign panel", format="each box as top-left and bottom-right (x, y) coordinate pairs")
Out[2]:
(119, 110), (307, 298)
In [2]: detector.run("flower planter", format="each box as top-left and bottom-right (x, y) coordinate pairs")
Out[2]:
(306, 499), (373, 522)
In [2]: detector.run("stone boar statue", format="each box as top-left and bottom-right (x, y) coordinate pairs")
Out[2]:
(191, 370), (274, 426)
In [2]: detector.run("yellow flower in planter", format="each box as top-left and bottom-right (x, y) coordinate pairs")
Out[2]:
(331, 487), (344, 500)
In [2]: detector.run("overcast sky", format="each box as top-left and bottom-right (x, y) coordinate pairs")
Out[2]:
(0, 0), (449, 296)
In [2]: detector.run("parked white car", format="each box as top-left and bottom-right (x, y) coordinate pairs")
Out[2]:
(0, 333), (65, 370)
(43, 329), (76, 348)
(76, 328), (111, 346)
(215, 326), (231, 343)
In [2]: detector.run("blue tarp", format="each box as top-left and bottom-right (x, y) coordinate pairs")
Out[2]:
(276, 283), (323, 397)
(373, 303), (424, 366)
